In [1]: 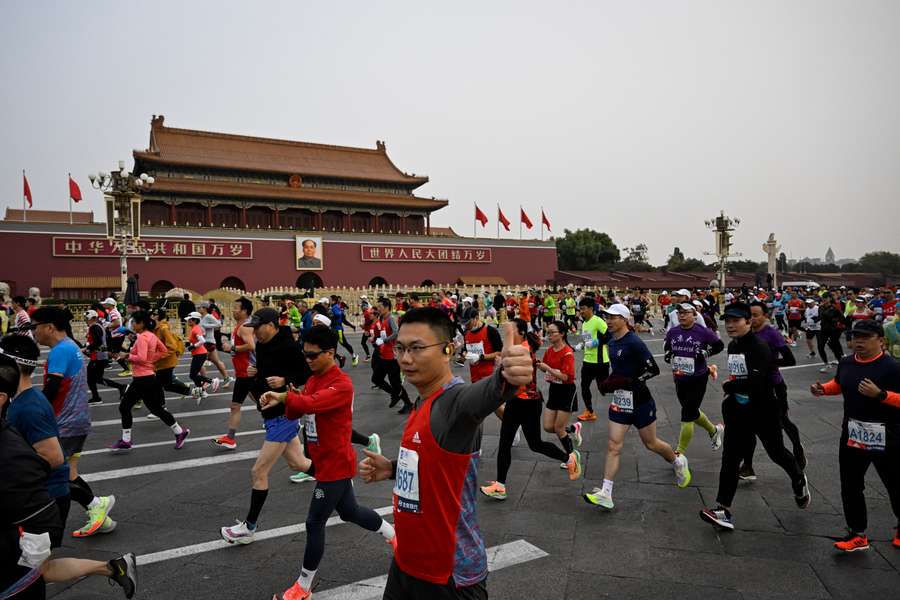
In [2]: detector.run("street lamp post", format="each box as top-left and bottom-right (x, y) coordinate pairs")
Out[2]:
(88, 161), (155, 294)
(704, 211), (741, 290)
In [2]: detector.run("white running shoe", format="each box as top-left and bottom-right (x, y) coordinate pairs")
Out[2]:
(710, 424), (724, 451)
(221, 520), (256, 545)
(209, 378), (221, 393)
(819, 364), (831, 373)
(222, 376), (235, 389)
(673, 453), (692, 488)
(572, 422), (583, 448)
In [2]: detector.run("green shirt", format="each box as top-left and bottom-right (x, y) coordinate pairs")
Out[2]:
(543, 296), (556, 316)
(580, 315), (609, 364)
(288, 306), (302, 327)
(564, 297), (577, 315)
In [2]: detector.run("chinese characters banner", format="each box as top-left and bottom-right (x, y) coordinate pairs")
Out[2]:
(52, 237), (253, 259)
(360, 244), (492, 263)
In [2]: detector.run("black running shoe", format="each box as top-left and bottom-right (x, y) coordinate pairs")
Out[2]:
(738, 464), (756, 482)
(89, 396), (104, 404)
(108, 553), (137, 599)
(793, 474), (811, 509)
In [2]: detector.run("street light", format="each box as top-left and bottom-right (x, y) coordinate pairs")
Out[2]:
(703, 210), (741, 290)
(89, 163), (154, 294)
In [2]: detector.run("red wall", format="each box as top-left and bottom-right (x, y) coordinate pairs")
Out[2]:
(1, 229), (558, 295)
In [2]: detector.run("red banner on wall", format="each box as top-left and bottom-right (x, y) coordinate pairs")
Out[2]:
(52, 237), (253, 259)
(360, 244), (492, 263)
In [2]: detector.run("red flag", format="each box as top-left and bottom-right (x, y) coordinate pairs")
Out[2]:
(474, 204), (488, 227)
(541, 209), (551, 231)
(69, 175), (82, 203)
(520, 207), (533, 229)
(23, 172), (33, 208)
(498, 206), (511, 231)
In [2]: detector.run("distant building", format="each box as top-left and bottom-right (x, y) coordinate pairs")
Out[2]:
(825, 247), (835, 264)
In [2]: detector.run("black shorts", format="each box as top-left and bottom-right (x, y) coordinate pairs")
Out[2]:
(634, 314), (645, 324)
(231, 376), (254, 404)
(60, 435), (87, 459)
(203, 342), (217, 352)
(545, 383), (577, 412)
(674, 376), (709, 422)
(383, 558), (487, 600)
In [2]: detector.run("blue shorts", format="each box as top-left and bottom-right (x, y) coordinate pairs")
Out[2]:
(264, 416), (300, 443)
(608, 398), (657, 430)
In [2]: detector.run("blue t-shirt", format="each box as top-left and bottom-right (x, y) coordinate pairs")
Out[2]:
(7, 387), (70, 498)
(607, 331), (655, 404)
(46, 337), (91, 438)
(330, 304), (344, 331)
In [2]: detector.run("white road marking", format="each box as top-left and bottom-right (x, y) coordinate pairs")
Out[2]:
(315, 539), (549, 600)
(139, 506), (394, 565)
(82, 450), (261, 483)
(89, 390), (233, 405)
(80, 429), (266, 455)
(90, 405), (256, 427)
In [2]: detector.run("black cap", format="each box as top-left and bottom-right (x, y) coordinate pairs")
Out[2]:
(850, 319), (884, 337)
(246, 307), (279, 328)
(723, 302), (751, 320)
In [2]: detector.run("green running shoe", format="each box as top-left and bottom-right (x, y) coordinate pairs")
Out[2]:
(583, 487), (614, 510)
(289, 471), (316, 484)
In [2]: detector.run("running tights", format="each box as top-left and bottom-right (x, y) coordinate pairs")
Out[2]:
(303, 479), (383, 571)
(817, 331), (844, 365)
(743, 382), (804, 469)
(189, 353), (214, 387)
(119, 375), (176, 429)
(86, 360), (125, 400)
(497, 399), (568, 484)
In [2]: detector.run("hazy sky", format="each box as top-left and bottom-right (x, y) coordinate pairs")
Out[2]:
(3, 1), (899, 265)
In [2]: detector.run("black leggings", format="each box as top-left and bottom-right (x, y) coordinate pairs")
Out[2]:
(580, 360), (609, 412)
(717, 398), (803, 507)
(303, 478), (383, 571)
(156, 366), (192, 396)
(371, 355), (410, 406)
(189, 353), (214, 387)
(360, 333), (372, 358)
(743, 382), (803, 468)
(839, 433), (900, 533)
(818, 330), (845, 365)
(674, 376), (708, 422)
(337, 330), (356, 356)
(497, 398), (568, 484)
(119, 375), (176, 429)
(86, 359), (125, 400)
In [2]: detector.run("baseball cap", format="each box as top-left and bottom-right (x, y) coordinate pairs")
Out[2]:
(851, 319), (883, 337)
(676, 302), (696, 312)
(313, 313), (332, 327)
(84, 309), (98, 319)
(246, 308), (279, 328)
(723, 302), (751, 319)
(184, 311), (202, 321)
(101, 297), (117, 306)
(199, 301), (210, 308)
(674, 288), (691, 297)
(463, 297), (474, 304)
(602, 303), (631, 318)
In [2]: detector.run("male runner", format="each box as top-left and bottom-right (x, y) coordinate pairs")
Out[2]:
(372, 297), (412, 414)
(82, 309), (126, 404)
(214, 296), (256, 450)
(575, 297), (609, 422)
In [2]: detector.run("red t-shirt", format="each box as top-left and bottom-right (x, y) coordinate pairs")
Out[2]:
(787, 299), (804, 320)
(541, 345), (575, 384)
(284, 364), (356, 482)
(189, 324), (208, 356)
(231, 321), (251, 378)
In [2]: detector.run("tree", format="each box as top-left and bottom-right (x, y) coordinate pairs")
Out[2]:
(858, 251), (900, 274)
(617, 244), (654, 271)
(841, 262), (861, 273)
(665, 247), (707, 272)
(679, 258), (707, 271)
(728, 259), (765, 273)
(777, 252), (788, 274)
(555, 228), (620, 271)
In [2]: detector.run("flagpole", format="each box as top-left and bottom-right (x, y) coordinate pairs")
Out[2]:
(496, 204), (499, 239)
(22, 170), (27, 222)
(68, 173), (73, 224)
(473, 201), (476, 238)
(540, 206), (544, 241)
(519, 205), (522, 240)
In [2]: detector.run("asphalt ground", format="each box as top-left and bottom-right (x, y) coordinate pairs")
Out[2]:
(37, 327), (899, 599)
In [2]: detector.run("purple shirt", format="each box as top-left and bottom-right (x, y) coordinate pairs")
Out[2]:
(754, 324), (787, 385)
(664, 323), (721, 379)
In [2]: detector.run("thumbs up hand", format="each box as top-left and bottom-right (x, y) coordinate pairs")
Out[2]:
(499, 322), (531, 387)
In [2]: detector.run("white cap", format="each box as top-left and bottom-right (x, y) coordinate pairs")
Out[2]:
(84, 309), (98, 319)
(661, 290), (669, 295)
(184, 311), (202, 321)
(313, 313), (332, 327)
(692, 300), (704, 309)
(102, 297), (117, 306)
(319, 297), (330, 304)
(676, 302), (696, 312)
(675, 289), (691, 297)
(805, 298), (815, 303)
(463, 297), (474, 304)
(602, 303), (631, 318)
(450, 294), (458, 300)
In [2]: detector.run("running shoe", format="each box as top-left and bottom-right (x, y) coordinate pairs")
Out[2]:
(213, 435), (237, 450)
(98, 517), (117, 533)
(337, 354), (346, 368)
(819, 364), (831, 373)
(364, 355), (371, 362)
(833, 532), (869, 553)
(289, 471), (316, 484)
(89, 396), (104, 405)
(710, 424), (724, 451)
(673, 453), (692, 488)
(583, 487), (614, 510)
(559, 462), (568, 469)
(73, 495), (116, 538)
(352, 354), (359, 367)
(145, 412), (158, 420)
(699, 506), (734, 530)
(366, 433), (381, 455)
(222, 376), (235, 389)
(107, 553), (137, 599)
(221, 520), (256, 545)
(892, 529), (900, 548)
(109, 439), (133, 453)
(209, 377), (221, 393)
(793, 474), (811, 509)
(807, 352), (817, 358)
(577, 409), (598, 422)
(174, 428), (191, 449)
(572, 422), (583, 447)
(389, 394), (401, 408)
(567, 450), (583, 481)
(118, 369), (132, 377)
(276, 582), (311, 600)
(133, 399), (143, 410)
(738, 464), (756, 482)
(479, 481), (508, 500)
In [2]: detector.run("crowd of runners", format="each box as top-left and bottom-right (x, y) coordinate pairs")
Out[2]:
(1, 282), (898, 599)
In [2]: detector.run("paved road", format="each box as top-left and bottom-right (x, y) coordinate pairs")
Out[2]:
(42, 330), (898, 599)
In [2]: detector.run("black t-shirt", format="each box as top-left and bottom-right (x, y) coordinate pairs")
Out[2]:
(253, 326), (311, 419)
(0, 420), (53, 525)
(835, 353), (900, 442)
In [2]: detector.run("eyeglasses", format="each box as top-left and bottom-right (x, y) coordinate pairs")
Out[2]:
(304, 350), (329, 360)
(395, 342), (449, 357)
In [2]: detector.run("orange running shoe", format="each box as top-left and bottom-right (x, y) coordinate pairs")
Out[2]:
(213, 435), (237, 450)
(893, 529), (899, 549)
(833, 533), (869, 553)
(577, 409), (598, 422)
(276, 582), (311, 600)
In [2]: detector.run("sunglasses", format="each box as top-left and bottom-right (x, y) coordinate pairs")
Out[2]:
(303, 350), (331, 360)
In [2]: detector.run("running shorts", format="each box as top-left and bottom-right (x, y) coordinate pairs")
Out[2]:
(231, 376), (253, 405)
(545, 383), (578, 412)
(263, 415), (300, 443)
(608, 398), (657, 429)
(60, 435), (87, 459)
(203, 342), (217, 352)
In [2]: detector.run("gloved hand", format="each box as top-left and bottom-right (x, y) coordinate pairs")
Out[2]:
(600, 374), (633, 394)
(17, 530), (51, 568)
(663, 350), (673, 364)
(464, 352), (481, 364)
(375, 338), (384, 347)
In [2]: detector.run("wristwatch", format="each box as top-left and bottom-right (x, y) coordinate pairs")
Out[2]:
(878, 390), (888, 401)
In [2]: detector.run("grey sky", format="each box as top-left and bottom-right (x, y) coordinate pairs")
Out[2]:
(3, 1), (899, 265)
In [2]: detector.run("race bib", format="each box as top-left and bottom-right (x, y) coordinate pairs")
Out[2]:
(304, 414), (318, 443)
(847, 419), (885, 451)
(394, 447), (421, 513)
(672, 356), (695, 375)
(581, 332), (593, 345)
(612, 389), (634, 412)
(466, 342), (485, 357)
(727, 354), (748, 378)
